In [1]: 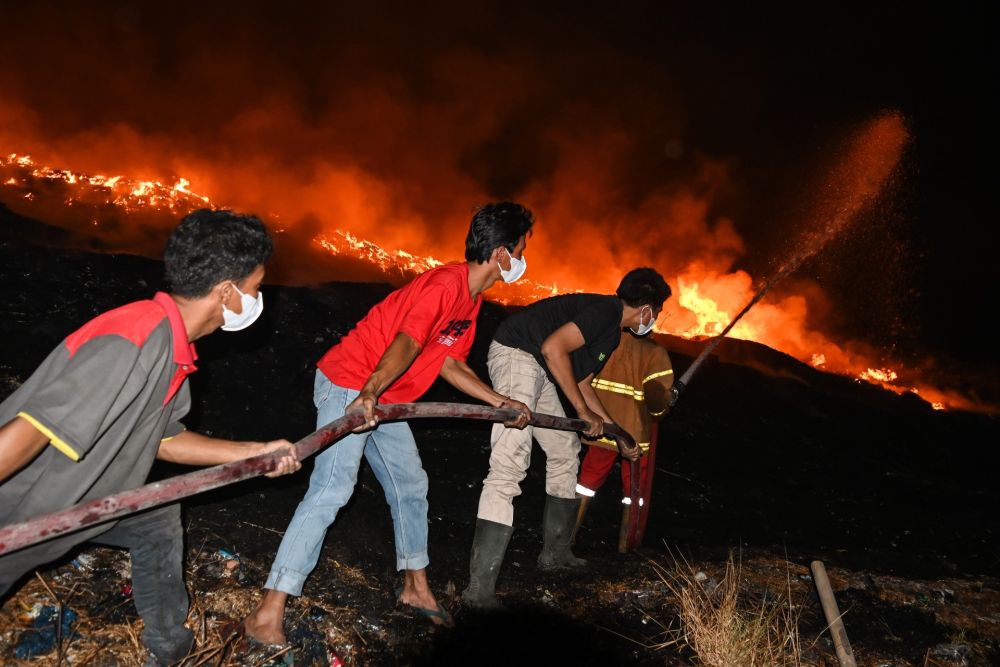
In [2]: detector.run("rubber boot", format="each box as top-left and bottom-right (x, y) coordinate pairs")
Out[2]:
(538, 495), (587, 570)
(570, 494), (591, 546)
(461, 519), (514, 609)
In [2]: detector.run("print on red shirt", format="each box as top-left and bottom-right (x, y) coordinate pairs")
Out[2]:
(438, 319), (472, 347)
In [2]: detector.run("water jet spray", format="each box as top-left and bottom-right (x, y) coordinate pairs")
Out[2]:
(670, 112), (907, 403)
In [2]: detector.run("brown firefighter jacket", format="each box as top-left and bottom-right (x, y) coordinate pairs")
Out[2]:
(592, 331), (674, 452)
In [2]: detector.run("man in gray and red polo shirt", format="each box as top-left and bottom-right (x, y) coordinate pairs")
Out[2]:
(0, 209), (300, 665)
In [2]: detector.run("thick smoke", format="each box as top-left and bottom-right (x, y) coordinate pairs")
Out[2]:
(2, 3), (988, 411)
(0, 4), (743, 289)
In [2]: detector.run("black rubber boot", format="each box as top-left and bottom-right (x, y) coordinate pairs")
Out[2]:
(461, 519), (514, 609)
(538, 495), (587, 570)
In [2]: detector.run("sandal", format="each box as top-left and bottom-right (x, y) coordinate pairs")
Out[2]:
(399, 599), (455, 628)
(395, 586), (455, 628)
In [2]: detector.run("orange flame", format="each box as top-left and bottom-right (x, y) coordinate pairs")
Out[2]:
(859, 367), (898, 383)
(3, 153), (210, 213)
(0, 114), (984, 413)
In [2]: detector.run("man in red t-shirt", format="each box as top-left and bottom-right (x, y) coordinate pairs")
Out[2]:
(246, 203), (534, 642)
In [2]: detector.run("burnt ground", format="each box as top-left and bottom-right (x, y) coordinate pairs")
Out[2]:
(1, 214), (999, 666)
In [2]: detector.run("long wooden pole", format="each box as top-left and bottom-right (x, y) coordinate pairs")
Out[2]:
(810, 560), (857, 667)
(0, 402), (637, 556)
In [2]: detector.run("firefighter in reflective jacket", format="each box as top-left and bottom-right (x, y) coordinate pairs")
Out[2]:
(573, 330), (673, 551)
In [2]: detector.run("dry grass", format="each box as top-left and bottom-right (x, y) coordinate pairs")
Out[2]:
(649, 551), (814, 667)
(1, 545), (371, 666)
(0, 549), (161, 666)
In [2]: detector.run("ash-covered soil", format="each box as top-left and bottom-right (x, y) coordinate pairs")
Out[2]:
(2, 213), (999, 666)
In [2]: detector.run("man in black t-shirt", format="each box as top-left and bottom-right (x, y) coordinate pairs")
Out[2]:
(463, 268), (672, 608)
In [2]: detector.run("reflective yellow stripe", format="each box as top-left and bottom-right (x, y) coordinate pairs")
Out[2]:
(17, 411), (79, 461)
(642, 369), (674, 384)
(593, 383), (644, 400)
(596, 436), (650, 453)
(592, 378), (635, 392)
(160, 427), (186, 442)
(591, 378), (644, 401)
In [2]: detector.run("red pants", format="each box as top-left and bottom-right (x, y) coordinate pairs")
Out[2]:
(578, 424), (660, 551)
(577, 442), (652, 498)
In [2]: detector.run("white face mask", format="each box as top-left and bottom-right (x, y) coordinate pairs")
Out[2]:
(221, 285), (264, 332)
(630, 306), (655, 336)
(499, 248), (527, 283)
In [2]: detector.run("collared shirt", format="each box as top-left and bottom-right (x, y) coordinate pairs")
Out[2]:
(0, 292), (195, 546)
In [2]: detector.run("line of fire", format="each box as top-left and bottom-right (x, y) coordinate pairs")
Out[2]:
(1, 134), (980, 413)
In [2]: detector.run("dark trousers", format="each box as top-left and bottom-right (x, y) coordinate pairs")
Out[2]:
(1, 503), (192, 664)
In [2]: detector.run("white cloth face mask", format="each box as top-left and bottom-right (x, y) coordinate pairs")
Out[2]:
(222, 285), (264, 332)
(630, 305), (655, 336)
(500, 248), (527, 283)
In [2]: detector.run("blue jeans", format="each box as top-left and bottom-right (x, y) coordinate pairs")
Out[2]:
(265, 371), (431, 596)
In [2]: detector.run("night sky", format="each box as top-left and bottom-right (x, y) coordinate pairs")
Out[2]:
(0, 1), (995, 373)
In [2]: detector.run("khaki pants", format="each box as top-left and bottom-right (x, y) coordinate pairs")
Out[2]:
(477, 342), (581, 526)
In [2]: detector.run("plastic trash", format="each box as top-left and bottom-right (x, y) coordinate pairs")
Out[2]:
(206, 548), (245, 581)
(928, 644), (971, 666)
(70, 553), (96, 570)
(14, 605), (79, 659)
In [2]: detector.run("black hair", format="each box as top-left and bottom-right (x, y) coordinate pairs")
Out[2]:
(464, 202), (535, 263)
(616, 268), (672, 309)
(165, 209), (273, 297)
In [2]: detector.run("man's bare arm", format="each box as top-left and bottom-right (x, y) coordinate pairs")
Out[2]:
(349, 332), (423, 428)
(0, 417), (50, 483)
(577, 376), (639, 460)
(157, 430), (300, 478)
(540, 323), (603, 437)
(439, 357), (531, 428)
(577, 375), (613, 423)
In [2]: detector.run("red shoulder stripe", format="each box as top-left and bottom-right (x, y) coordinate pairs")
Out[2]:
(64, 300), (167, 358)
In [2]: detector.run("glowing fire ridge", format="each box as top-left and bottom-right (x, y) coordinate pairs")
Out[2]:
(3, 153), (209, 213)
(0, 153), (954, 411)
(2, 153), (571, 306)
(314, 232), (444, 276)
(310, 234), (568, 305)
